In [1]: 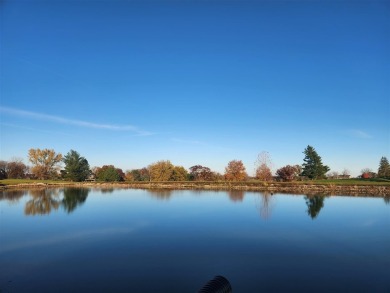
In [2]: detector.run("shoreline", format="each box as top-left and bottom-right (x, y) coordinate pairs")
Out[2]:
(1, 181), (390, 196)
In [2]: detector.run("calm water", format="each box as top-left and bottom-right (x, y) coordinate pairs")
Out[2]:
(0, 188), (389, 293)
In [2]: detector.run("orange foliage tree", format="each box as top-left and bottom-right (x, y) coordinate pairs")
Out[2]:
(224, 160), (247, 181)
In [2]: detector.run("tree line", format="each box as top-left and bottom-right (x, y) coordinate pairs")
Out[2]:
(1, 146), (389, 182)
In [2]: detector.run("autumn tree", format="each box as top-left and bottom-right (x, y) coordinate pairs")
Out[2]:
(149, 160), (174, 181)
(377, 156), (390, 178)
(0, 159), (28, 179)
(116, 168), (125, 181)
(276, 165), (301, 181)
(172, 166), (188, 181)
(148, 161), (188, 181)
(301, 145), (329, 179)
(224, 160), (247, 181)
(254, 151), (273, 181)
(125, 171), (135, 181)
(62, 150), (90, 182)
(189, 165), (214, 181)
(126, 168), (150, 181)
(361, 168), (374, 179)
(28, 148), (63, 179)
(138, 168), (151, 181)
(6, 159), (28, 179)
(95, 165), (123, 182)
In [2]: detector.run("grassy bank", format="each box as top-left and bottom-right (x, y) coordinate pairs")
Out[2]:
(0, 179), (62, 185)
(1, 178), (390, 186)
(1, 179), (389, 196)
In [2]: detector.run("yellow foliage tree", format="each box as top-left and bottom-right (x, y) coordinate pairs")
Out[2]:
(172, 166), (188, 181)
(148, 160), (174, 181)
(148, 161), (188, 181)
(28, 148), (63, 179)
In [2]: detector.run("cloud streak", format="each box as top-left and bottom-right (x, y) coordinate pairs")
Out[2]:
(171, 138), (203, 145)
(0, 106), (153, 136)
(346, 129), (372, 139)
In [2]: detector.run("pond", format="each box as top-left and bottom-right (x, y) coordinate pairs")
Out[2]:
(0, 188), (389, 292)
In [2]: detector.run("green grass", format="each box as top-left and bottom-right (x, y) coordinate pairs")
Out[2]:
(306, 178), (390, 185)
(0, 179), (65, 185)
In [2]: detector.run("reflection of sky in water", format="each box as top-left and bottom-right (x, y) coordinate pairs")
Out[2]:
(0, 189), (389, 292)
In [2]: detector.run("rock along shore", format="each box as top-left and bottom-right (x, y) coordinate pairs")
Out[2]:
(1, 182), (390, 196)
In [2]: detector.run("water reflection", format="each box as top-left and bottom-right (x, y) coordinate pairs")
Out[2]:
(22, 188), (90, 216)
(1, 189), (389, 292)
(228, 190), (245, 202)
(255, 192), (274, 220)
(148, 189), (173, 200)
(304, 195), (326, 219)
(384, 196), (390, 205)
(25, 189), (61, 215)
(62, 188), (89, 213)
(100, 188), (114, 194)
(0, 189), (27, 203)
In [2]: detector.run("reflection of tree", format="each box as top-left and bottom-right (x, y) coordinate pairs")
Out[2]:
(228, 190), (245, 202)
(62, 188), (89, 213)
(305, 195), (325, 219)
(255, 192), (274, 220)
(148, 189), (173, 200)
(384, 196), (390, 205)
(100, 188), (114, 194)
(0, 190), (28, 204)
(25, 189), (61, 216)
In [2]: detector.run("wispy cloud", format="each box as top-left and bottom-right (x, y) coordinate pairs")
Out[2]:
(346, 129), (372, 139)
(0, 106), (153, 136)
(171, 138), (203, 145)
(0, 122), (72, 136)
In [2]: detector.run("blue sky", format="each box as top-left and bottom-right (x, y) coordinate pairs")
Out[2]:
(0, 0), (389, 176)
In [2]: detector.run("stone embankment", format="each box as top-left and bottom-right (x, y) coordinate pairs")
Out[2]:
(1, 182), (390, 196)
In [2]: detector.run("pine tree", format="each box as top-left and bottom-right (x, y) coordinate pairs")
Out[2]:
(63, 150), (90, 182)
(301, 145), (330, 179)
(377, 156), (390, 178)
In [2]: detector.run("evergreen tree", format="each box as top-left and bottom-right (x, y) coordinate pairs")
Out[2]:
(301, 145), (330, 179)
(377, 156), (390, 178)
(63, 150), (90, 182)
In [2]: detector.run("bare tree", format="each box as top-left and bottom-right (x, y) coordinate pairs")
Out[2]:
(254, 151), (273, 181)
(327, 171), (339, 179)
